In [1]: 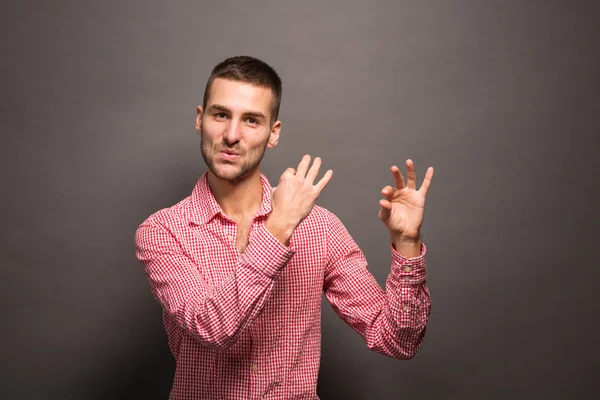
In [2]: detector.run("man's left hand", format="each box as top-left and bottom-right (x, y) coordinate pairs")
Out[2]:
(378, 159), (434, 245)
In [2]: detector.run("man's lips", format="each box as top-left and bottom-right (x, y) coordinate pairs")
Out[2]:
(219, 150), (240, 161)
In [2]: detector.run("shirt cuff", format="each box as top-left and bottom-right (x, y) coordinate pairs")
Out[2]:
(242, 223), (296, 279)
(390, 242), (427, 284)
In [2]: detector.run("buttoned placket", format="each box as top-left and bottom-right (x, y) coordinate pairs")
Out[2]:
(219, 215), (237, 250)
(247, 218), (264, 400)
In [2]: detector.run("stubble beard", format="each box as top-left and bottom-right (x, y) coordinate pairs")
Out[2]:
(200, 125), (269, 183)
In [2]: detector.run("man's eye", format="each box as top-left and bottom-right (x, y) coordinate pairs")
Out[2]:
(246, 117), (258, 125)
(215, 113), (228, 119)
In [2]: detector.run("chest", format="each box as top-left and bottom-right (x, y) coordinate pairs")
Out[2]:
(234, 219), (251, 253)
(186, 220), (327, 296)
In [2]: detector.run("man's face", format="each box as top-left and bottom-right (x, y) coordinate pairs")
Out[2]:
(197, 78), (281, 182)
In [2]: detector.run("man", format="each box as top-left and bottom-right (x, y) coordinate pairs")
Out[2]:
(135, 56), (434, 400)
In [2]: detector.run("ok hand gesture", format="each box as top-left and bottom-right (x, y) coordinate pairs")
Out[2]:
(378, 159), (434, 243)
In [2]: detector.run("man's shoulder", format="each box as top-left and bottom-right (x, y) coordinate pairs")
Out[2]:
(296, 205), (354, 249)
(304, 204), (341, 228)
(137, 195), (194, 231)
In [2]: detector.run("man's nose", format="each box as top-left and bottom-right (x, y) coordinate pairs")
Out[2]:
(223, 120), (242, 144)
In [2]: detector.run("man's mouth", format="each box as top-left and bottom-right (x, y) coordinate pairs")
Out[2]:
(219, 150), (240, 160)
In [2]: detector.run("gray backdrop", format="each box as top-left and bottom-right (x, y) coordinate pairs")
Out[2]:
(2, 1), (599, 399)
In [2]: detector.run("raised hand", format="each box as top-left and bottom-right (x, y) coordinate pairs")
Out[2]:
(378, 159), (434, 244)
(265, 155), (333, 245)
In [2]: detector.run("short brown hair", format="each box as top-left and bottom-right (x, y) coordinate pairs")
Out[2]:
(202, 56), (283, 123)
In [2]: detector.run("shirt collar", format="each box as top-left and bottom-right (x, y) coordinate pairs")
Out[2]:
(188, 171), (274, 225)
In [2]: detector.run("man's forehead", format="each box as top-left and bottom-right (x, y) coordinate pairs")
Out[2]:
(208, 78), (273, 105)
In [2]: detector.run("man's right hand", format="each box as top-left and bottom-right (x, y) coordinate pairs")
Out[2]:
(265, 155), (333, 246)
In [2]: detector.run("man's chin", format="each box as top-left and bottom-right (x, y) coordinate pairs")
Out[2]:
(210, 165), (248, 182)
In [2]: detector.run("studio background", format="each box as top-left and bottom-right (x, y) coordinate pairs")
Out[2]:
(2, 1), (599, 399)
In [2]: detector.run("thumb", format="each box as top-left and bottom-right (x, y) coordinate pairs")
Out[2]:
(378, 199), (392, 222)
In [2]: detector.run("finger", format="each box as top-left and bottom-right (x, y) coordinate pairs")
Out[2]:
(418, 166), (434, 196)
(283, 167), (296, 176)
(305, 156), (322, 184)
(379, 198), (393, 210)
(379, 199), (392, 221)
(391, 165), (406, 190)
(381, 185), (396, 199)
(406, 159), (417, 190)
(295, 154), (312, 178)
(314, 169), (333, 194)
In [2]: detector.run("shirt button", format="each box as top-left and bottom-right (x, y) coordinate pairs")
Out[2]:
(403, 276), (411, 282)
(403, 266), (412, 273)
(251, 363), (258, 372)
(402, 305), (410, 312)
(228, 235), (234, 241)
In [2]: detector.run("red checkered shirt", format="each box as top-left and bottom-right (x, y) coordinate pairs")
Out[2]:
(135, 172), (431, 400)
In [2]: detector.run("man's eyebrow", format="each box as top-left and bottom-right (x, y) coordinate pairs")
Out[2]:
(208, 104), (266, 120)
(208, 104), (231, 113)
(242, 111), (266, 120)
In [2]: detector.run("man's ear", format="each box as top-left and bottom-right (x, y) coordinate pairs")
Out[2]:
(267, 120), (282, 148)
(195, 106), (203, 135)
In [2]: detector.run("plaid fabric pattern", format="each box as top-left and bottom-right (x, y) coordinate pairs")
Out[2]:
(135, 172), (431, 399)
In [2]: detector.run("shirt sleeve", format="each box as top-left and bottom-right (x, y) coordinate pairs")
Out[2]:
(135, 216), (295, 352)
(322, 211), (431, 359)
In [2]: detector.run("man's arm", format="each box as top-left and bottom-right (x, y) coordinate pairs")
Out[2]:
(323, 211), (431, 359)
(136, 154), (334, 352)
(135, 217), (294, 352)
(324, 159), (434, 359)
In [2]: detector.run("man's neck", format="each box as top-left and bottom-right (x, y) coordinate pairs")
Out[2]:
(206, 168), (264, 222)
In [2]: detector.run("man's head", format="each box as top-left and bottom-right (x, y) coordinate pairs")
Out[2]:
(203, 56), (282, 124)
(196, 56), (283, 182)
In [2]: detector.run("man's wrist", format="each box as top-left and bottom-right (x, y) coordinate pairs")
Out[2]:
(392, 236), (422, 258)
(265, 215), (296, 246)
